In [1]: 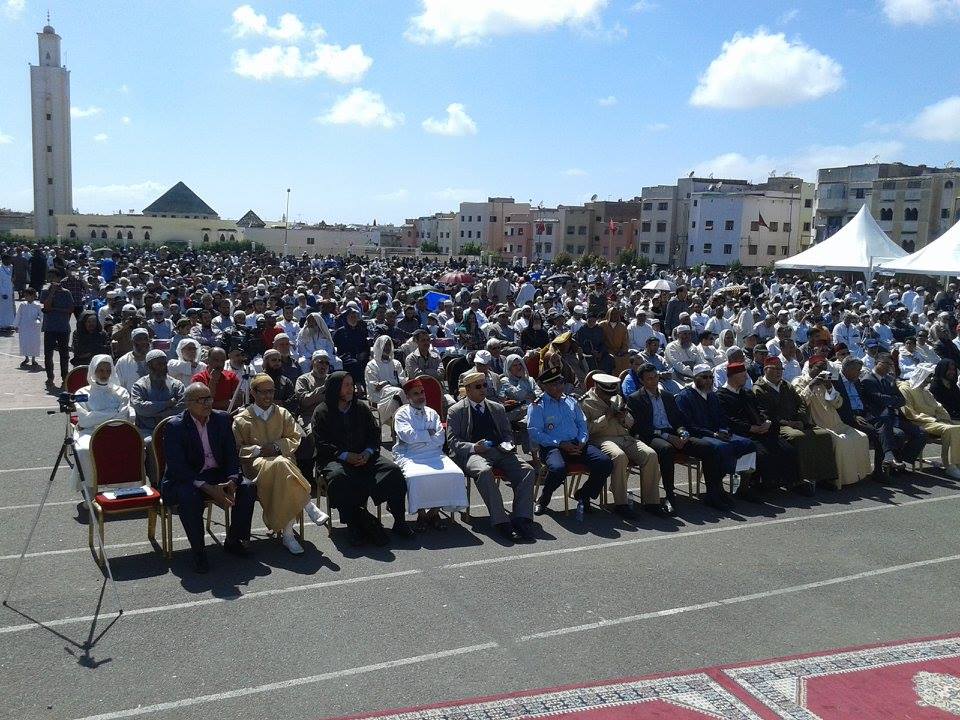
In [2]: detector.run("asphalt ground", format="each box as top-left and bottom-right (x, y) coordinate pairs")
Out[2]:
(0, 332), (959, 720)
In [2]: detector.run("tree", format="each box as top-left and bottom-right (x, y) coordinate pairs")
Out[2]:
(553, 252), (573, 268)
(419, 240), (440, 253)
(459, 242), (482, 256)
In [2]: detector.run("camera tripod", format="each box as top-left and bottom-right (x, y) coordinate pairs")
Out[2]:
(2, 409), (123, 615)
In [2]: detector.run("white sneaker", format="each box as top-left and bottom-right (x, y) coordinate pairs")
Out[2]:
(946, 465), (960, 480)
(305, 502), (329, 526)
(282, 528), (304, 555)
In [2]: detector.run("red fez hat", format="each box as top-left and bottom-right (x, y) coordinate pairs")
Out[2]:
(808, 354), (827, 365)
(403, 378), (424, 393)
(727, 362), (746, 376)
(763, 356), (782, 367)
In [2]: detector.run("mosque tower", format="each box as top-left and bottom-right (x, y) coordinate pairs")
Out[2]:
(30, 17), (73, 240)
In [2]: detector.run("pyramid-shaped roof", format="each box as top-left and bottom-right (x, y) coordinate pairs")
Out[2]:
(880, 219), (960, 276)
(237, 210), (265, 228)
(143, 181), (218, 217)
(775, 205), (907, 274)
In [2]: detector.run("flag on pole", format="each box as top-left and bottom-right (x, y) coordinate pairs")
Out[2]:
(757, 213), (769, 229)
(536, 221), (546, 235)
(608, 219), (618, 234)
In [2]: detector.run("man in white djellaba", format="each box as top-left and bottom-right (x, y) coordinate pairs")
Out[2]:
(392, 378), (468, 531)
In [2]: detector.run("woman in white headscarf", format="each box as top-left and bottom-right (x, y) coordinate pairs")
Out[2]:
(71, 355), (133, 497)
(365, 335), (407, 429)
(498, 353), (540, 459)
(296, 312), (340, 372)
(167, 338), (206, 387)
(898, 362), (960, 479)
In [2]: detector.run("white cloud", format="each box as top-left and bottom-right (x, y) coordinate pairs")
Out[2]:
(73, 181), (165, 212)
(121, 116), (131, 125)
(563, 168), (588, 177)
(93, 133), (109, 142)
(318, 88), (403, 129)
(406, 0), (609, 45)
(231, 4), (325, 42)
(881, 0), (960, 24)
(646, 122), (669, 132)
(690, 29), (843, 109)
(376, 188), (409, 201)
(908, 96), (960, 141)
(690, 141), (905, 183)
(630, 0), (657, 12)
(71, 106), (103, 119)
(598, 95), (617, 107)
(0, 129), (13, 144)
(422, 103), (477, 136)
(2, 0), (24, 19)
(232, 43), (372, 83)
(778, 8), (800, 24)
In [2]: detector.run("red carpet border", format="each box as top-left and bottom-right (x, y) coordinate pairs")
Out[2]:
(325, 633), (960, 719)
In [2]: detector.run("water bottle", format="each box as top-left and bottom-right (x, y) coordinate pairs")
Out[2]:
(575, 499), (585, 522)
(730, 473), (741, 494)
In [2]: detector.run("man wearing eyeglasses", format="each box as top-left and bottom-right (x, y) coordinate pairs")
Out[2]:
(161, 382), (257, 573)
(446, 371), (536, 542)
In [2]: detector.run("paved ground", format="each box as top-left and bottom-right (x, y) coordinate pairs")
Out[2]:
(1, 329), (959, 720)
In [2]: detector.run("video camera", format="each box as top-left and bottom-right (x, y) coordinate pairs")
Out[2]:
(54, 391), (88, 414)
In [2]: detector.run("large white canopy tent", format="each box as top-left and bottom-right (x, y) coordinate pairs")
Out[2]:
(775, 205), (907, 280)
(878, 218), (960, 277)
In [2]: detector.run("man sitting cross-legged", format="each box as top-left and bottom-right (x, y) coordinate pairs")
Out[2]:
(161, 382), (257, 573)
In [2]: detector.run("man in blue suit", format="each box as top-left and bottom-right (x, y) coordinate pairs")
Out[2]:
(161, 382), (256, 573)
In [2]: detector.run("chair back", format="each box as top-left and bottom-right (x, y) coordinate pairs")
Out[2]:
(619, 369), (630, 381)
(446, 355), (471, 396)
(416, 375), (445, 420)
(89, 420), (145, 490)
(525, 355), (541, 379)
(583, 370), (598, 392)
(152, 416), (172, 480)
(66, 366), (88, 393)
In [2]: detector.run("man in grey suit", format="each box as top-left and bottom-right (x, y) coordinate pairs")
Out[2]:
(446, 371), (536, 543)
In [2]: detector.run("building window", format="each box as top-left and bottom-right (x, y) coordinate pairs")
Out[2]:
(126, 231), (133, 240)
(47, 178), (53, 185)
(69, 229), (76, 239)
(640, 243), (650, 253)
(546, 225), (553, 235)
(642, 202), (652, 211)
(476, 230), (481, 239)
(705, 220), (714, 231)
(467, 230), (472, 238)
(577, 245), (586, 254)
(656, 222), (667, 232)
(767, 245), (776, 255)
(902, 237), (916, 252)
(855, 188), (865, 199)
(506, 216), (512, 222)
(46, 145), (52, 152)
(946, 180), (954, 189)
(723, 244), (732, 255)
(654, 242), (665, 254)
(100, 230), (107, 239)
(769, 221), (779, 232)
(90, 230), (97, 239)
(203, 233), (209, 242)
(490, 216), (497, 222)
(578, 225), (587, 235)
(691, 221), (696, 229)
(804, 199), (812, 208)
(803, 222), (811, 231)
(942, 208), (951, 219)
(657, 202), (668, 210)
(703, 243), (712, 254)
(904, 207), (919, 221)
(750, 221), (760, 231)
(566, 225), (575, 235)
(748, 245), (758, 255)
(46, 113), (51, 120)
(48, 209), (54, 216)
(518, 227), (524, 235)
(144, 231), (150, 240)
(725, 220), (734, 231)
(544, 243), (552, 253)
(460, 230), (464, 237)
(467, 215), (472, 222)
(907, 180), (922, 189)
(882, 180), (896, 190)
(641, 221), (651, 232)
(693, 199), (698, 207)
(781, 246), (788, 255)
(595, 215), (602, 222)
(460, 216), (464, 222)
(880, 208), (893, 221)
(305, 237), (315, 245)
(783, 222), (791, 233)
(566, 244), (574, 253)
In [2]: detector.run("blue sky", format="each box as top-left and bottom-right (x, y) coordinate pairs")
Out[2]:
(0, 0), (958, 225)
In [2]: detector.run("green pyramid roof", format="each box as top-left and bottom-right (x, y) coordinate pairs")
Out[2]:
(143, 181), (218, 217)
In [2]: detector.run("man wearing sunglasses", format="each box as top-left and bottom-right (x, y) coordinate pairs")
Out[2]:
(161, 382), (257, 573)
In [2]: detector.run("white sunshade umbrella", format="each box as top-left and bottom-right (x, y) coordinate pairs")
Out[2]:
(642, 279), (676, 291)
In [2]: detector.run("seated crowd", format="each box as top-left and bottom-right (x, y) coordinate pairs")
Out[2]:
(17, 243), (960, 575)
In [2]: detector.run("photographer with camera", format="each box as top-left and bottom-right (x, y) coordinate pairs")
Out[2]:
(40, 267), (75, 388)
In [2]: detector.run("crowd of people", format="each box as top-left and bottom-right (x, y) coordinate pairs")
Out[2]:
(2, 242), (959, 574)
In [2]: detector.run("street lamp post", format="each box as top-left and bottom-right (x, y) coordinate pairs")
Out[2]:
(283, 188), (291, 257)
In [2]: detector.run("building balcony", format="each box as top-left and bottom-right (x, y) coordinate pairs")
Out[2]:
(815, 197), (847, 212)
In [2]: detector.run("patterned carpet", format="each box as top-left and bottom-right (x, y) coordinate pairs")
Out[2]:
(326, 634), (960, 719)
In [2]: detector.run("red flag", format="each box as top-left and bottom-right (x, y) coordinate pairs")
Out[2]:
(757, 213), (769, 229)
(608, 219), (617, 234)
(536, 221), (546, 235)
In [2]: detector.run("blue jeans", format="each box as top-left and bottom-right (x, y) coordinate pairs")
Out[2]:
(538, 444), (613, 502)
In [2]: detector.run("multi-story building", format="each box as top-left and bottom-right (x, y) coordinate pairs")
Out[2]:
(559, 205), (592, 257)
(685, 179), (813, 268)
(869, 172), (960, 251)
(586, 199), (643, 260)
(531, 207), (560, 262)
(435, 212), (457, 255)
(457, 197), (531, 254)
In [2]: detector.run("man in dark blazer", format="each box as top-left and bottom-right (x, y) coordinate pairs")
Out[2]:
(627, 362), (723, 513)
(446, 371), (535, 542)
(161, 382), (256, 573)
(859, 353), (926, 471)
(834, 355), (887, 479)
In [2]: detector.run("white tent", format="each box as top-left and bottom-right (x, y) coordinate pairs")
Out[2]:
(878, 218), (960, 276)
(775, 205), (907, 277)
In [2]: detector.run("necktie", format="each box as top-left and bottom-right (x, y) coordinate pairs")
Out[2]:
(475, 403), (484, 414)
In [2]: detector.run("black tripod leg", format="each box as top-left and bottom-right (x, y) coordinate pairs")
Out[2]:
(3, 441), (69, 606)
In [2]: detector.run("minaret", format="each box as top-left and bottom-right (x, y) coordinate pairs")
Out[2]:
(30, 17), (73, 240)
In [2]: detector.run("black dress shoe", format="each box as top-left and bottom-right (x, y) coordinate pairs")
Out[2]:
(511, 518), (536, 541)
(793, 480), (816, 497)
(192, 552), (209, 574)
(703, 492), (729, 511)
(494, 522), (518, 542)
(392, 519), (414, 538)
(613, 503), (636, 518)
(660, 497), (676, 516)
(533, 497), (550, 516)
(223, 538), (251, 557)
(76, 501), (89, 517)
